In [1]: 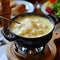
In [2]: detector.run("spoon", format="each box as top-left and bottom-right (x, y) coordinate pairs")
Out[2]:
(0, 16), (20, 24)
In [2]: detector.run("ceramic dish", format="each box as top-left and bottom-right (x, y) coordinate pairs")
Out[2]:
(15, 0), (34, 13)
(54, 23), (60, 32)
(41, 1), (49, 15)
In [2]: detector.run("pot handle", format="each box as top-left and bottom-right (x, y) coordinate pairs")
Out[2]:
(2, 28), (17, 41)
(48, 14), (58, 24)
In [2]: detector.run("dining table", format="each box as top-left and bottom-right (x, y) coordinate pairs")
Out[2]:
(0, 0), (60, 60)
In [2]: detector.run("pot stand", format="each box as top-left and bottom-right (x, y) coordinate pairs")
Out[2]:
(15, 42), (45, 55)
(6, 31), (60, 60)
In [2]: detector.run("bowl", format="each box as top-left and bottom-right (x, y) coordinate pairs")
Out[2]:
(2, 13), (57, 48)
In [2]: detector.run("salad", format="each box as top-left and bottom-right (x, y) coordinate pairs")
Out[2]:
(46, 0), (60, 17)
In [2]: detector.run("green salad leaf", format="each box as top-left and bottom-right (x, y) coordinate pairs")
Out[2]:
(51, 0), (60, 17)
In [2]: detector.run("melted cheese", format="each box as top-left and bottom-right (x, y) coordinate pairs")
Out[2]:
(10, 15), (54, 38)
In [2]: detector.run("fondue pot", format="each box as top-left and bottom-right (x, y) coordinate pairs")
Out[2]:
(2, 13), (58, 55)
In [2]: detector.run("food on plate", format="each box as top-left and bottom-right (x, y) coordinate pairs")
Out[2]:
(17, 4), (26, 14)
(50, 0), (56, 3)
(11, 4), (26, 16)
(10, 15), (54, 38)
(10, 1), (17, 8)
(0, 1), (26, 16)
(46, 0), (60, 17)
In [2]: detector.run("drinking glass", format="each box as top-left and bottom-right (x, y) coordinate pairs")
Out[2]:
(26, 0), (41, 9)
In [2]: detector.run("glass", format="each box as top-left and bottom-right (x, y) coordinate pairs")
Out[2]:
(26, 0), (41, 9)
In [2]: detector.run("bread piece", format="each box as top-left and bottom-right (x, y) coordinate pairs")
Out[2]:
(11, 7), (19, 16)
(10, 1), (17, 8)
(17, 4), (26, 14)
(11, 4), (26, 16)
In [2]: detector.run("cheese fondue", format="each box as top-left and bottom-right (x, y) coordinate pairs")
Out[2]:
(10, 15), (54, 38)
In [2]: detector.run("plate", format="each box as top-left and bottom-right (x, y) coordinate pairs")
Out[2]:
(41, 1), (49, 15)
(15, 0), (34, 13)
(54, 23), (60, 32)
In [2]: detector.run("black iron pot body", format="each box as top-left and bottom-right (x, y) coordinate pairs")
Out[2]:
(2, 13), (58, 48)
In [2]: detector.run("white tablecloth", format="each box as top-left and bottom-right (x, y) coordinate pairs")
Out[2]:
(0, 45), (8, 60)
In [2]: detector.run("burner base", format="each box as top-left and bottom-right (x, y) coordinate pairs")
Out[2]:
(6, 42), (56, 60)
(6, 31), (60, 60)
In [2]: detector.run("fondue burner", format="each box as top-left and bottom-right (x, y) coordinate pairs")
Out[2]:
(6, 31), (60, 60)
(15, 42), (44, 55)
(6, 42), (55, 60)
(2, 13), (60, 60)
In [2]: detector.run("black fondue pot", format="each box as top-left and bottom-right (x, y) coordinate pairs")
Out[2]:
(2, 13), (58, 49)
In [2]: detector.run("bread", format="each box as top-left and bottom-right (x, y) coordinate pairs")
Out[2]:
(10, 1), (17, 8)
(17, 4), (26, 14)
(11, 4), (26, 16)
(11, 7), (19, 16)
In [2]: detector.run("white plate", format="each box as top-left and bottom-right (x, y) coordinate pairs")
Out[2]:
(41, 1), (49, 15)
(54, 23), (60, 32)
(15, 0), (34, 13)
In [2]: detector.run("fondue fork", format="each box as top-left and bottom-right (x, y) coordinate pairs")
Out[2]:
(0, 16), (20, 24)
